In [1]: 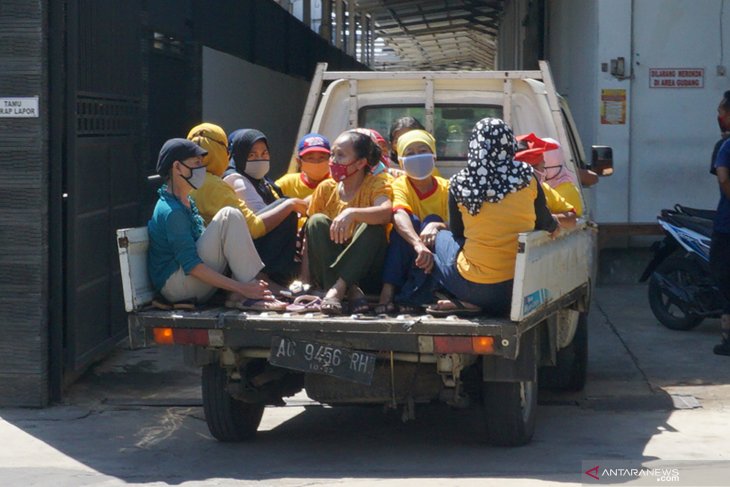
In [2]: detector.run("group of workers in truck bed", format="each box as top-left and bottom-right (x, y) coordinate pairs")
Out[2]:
(147, 117), (589, 318)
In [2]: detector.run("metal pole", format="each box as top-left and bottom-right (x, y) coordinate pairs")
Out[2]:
(335, 0), (344, 49)
(347, 0), (356, 56)
(320, 0), (331, 42)
(303, 0), (311, 28)
(360, 11), (367, 63)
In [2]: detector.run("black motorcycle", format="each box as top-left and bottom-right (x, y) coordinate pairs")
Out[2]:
(639, 205), (724, 330)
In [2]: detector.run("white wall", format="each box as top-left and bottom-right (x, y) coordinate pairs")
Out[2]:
(202, 47), (310, 177)
(629, 0), (729, 221)
(546, 0), (600, 218)
(548, 0), (730, 224)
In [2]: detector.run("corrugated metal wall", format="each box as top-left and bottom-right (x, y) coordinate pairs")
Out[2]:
(0, 0), (49, 406)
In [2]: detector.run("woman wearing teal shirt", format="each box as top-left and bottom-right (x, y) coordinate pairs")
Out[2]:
(147, 138), (285, 311)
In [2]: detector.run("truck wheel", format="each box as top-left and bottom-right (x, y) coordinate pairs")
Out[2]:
(202, 363), (265, 442)
(648, 257), (703, 330)
(482, 366), (537, 447)
(539, 312), (588, 391)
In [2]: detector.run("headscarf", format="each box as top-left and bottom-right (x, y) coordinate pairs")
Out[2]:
(187, 123), (228, 177)
(225, 128), (282, 204)
(396, 129), (437, 159)
(541, 137), (577, 187)
(450, 118), (534, 216)
(514, 133), (559, 165)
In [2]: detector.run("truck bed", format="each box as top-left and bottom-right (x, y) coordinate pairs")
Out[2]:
(128, 284), (586, 360)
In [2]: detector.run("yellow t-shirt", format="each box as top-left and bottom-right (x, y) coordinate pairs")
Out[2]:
(190, 173), (266, 239)
(553, 181), (583, 216)
(542, 182), (575, 215)
(392, 175), (450, 222)
(456, 179), (538, 284)
(309, 173), (393, 220)
(275, 172), (325, 199)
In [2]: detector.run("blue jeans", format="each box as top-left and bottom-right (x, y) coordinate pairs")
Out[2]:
(432, 230), (513, 316)
(383, 214), (443, 286)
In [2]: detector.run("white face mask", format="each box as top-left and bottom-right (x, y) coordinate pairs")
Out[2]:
(181, 163), (207, 190)
(401, 153), (435, 180)
(244, 159), (270, 180)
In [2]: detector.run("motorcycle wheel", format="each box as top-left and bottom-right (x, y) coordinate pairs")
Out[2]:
(647, 256), (704, 331)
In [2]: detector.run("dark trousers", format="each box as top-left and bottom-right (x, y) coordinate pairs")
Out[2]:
(710, 231), (730, 314)
(306, 213), (387, 294)
(382, 214), (443, 305)
(254, 200), (299, 284)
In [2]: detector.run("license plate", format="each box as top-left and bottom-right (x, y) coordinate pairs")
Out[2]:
(268, 336), (377, 385)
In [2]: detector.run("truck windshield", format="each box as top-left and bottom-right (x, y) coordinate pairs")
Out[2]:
(359, 105), (502, 160)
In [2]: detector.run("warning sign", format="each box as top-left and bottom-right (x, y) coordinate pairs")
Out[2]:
(601, 89), (626, 125)
(649, 68), (704, 89)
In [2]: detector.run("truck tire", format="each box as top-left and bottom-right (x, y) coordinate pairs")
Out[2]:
(539, 312), (588, 391)
(482, 365), (538, 447)
(202, 363), (265, 442)
(648, 257), (703, 330)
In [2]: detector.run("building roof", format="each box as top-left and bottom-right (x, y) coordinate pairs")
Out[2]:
(359, 0), (505, 70)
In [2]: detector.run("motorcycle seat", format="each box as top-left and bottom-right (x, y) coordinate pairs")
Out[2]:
(674, 205), (716, 221)
(663, 212), (714, 238)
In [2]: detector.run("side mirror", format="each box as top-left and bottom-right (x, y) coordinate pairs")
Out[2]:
(591, 146), (614, 176)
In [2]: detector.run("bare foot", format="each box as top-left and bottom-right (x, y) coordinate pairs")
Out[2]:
(432, 298), (480, 312)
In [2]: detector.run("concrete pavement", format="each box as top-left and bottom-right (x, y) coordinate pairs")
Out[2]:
(1, 284), (729, 486)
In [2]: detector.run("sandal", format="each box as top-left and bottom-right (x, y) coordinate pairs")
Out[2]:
(225, 298), (288, 312)
(320, 296), (343, 315)
(285, 295), (322, 313)
(426, 299), (481, 317)
(349, 297), (370, 315)
(397, 303), (423, 315)
(373, 302), (397, 315)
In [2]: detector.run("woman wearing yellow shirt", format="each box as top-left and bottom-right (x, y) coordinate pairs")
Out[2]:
(187, 124), (306, 287)
(427, 118), (557, 316)
(375, 130), (449, 314)
(307, 130), (393, 315)
(515, 133), (584, 217)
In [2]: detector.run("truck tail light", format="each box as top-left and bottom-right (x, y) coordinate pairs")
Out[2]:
(433, 336), (495, 355)
(152, 327), (210, 346)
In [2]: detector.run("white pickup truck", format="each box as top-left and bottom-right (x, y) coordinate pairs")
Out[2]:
(117, 61), (612, 447)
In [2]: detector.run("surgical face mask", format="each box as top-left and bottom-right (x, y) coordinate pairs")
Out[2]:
(301, 161), (330, 182)
(401, 153), (435, 180)
(180, 163), (206, 190)
(244, 159), (270, 180)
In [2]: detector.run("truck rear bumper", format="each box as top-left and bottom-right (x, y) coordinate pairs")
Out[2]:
(129, 285), (588, 361)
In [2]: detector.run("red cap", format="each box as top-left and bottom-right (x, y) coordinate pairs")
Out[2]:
(514, 133), (559, 165)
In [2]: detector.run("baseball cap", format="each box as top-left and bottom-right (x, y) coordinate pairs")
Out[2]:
(156, 138), (208, 177)
(297, 133), (331, 156)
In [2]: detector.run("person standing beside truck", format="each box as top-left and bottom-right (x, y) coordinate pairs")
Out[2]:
(147, 138), (286, 311)
(426, 118), (558, 316)
(223, 128), (305, 286)
(711, 136), (730, 356)
(307, 130), (393, 315)
(375, 130), (449, 314)
(711, 91), (730, 176)
(187, 124), (306, 289)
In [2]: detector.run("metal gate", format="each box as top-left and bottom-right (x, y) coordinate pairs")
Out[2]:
(59, 0), (146, 378)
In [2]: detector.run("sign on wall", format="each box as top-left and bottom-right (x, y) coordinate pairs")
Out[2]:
(600, 89), (626, 125)
(649, 68), (704, 88)
(0, 97), (39, 117)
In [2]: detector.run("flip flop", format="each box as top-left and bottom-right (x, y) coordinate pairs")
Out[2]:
(373, 302), (397, 315)
(225, 298), (288, 312)
(426, 299), (481, 317)
(348, 297), (370, 315)
(320, 296), (343, 315)
(285, 295), (322, 313)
